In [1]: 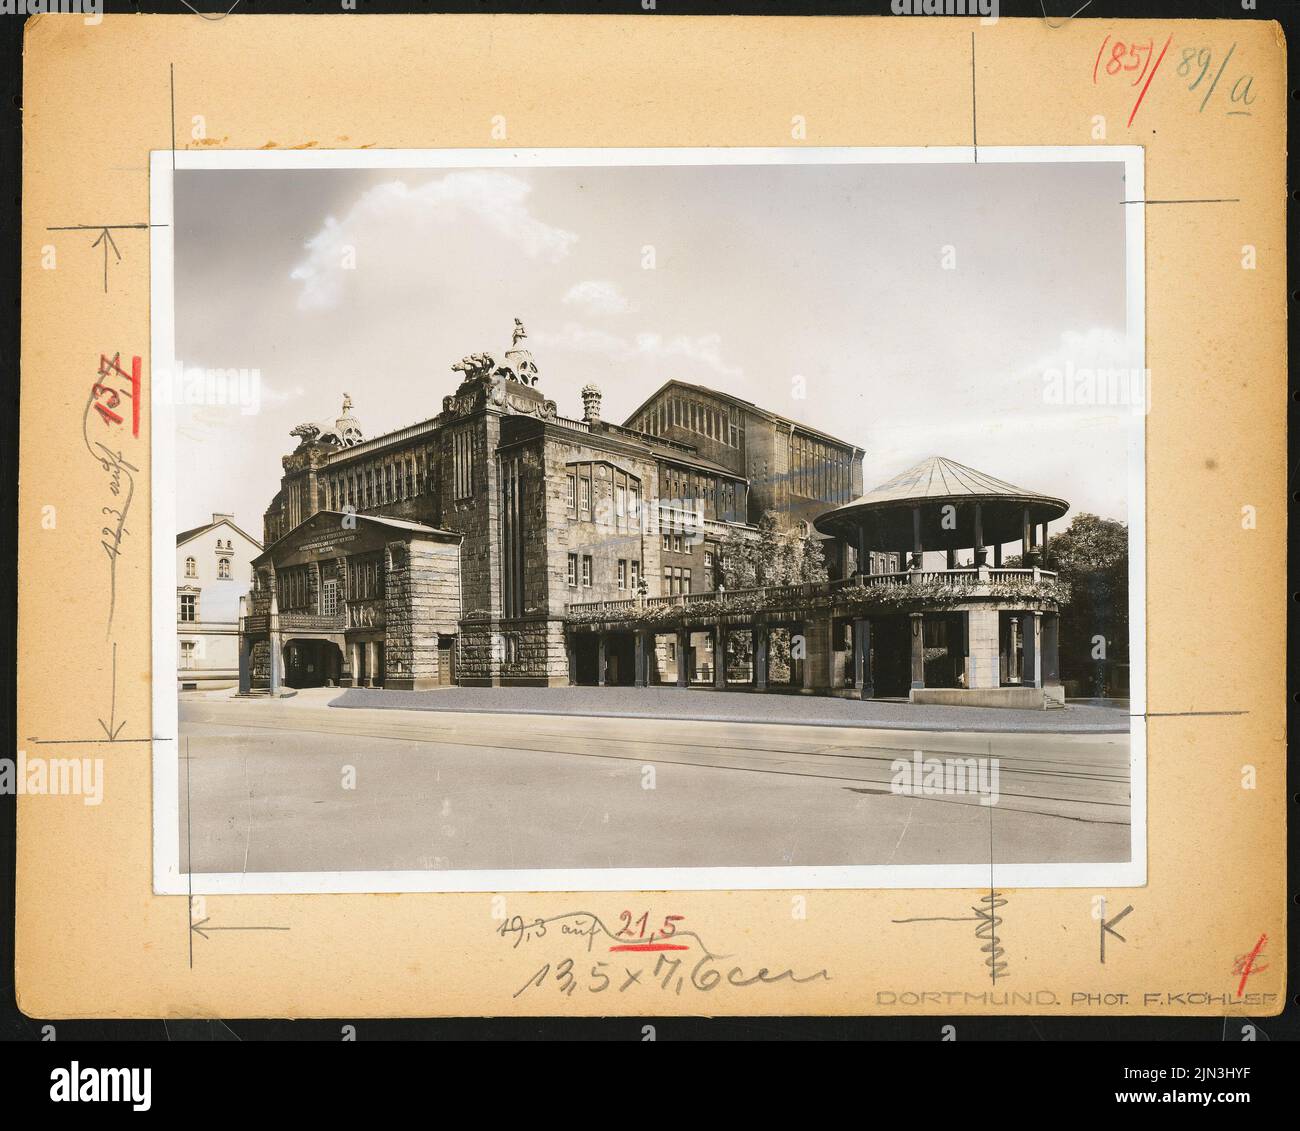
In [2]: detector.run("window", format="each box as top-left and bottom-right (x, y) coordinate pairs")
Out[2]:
(683, 568), (692, 591)
(184, 556), (196, 578)
(321, 578), (338, 616)
(704, 551), (714, 572)
(217, 557), (231, 579)
(180, 641), (196, 669)
(567, 553), (578, 587)
(663, 566), (672, 593)
(673, 534), (683, 554)
(618, 560), (627, 590)
(668, 641), (676, 660)
(581, 555), (593, 588)
(566, 473), (577, 514)
(578, 474), (591, 517)
(179, 593), (196, 622)
(453, 428), (474, 499)
(662, 534), (671, 552)
(629, 485), (640, 522)
(615, 484), (625, 519)
(631, 560), (640, 591)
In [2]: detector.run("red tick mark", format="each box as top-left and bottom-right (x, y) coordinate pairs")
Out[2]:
(1128, 34), (1173, 127)
(1233, 933), (1268, 996)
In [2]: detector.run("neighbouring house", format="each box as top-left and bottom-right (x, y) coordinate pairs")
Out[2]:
(177, 513), (263, 690)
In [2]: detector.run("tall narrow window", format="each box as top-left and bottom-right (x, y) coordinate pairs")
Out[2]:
(581, 555), (593, 588)
(618, 560), (627, 590)
(500, 454), (526, 618)
(179, 593), (196, 622)
(184, 556), (196, 578)
(566, 473), (577, 514)
(180, 641), (196, 669)
(217, 557), (231, 579)
(567, 553), (578, 587)
(453, 428), (474, 499)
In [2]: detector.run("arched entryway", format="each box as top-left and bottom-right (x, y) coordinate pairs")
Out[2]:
(283, 639), (344, 688)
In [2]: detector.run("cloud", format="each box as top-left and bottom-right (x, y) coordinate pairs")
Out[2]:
(533, 321), (743, 378)
(1025, 326), (1141, 380)
(562, 279), (630, 315)
(289, 173), (578, 310)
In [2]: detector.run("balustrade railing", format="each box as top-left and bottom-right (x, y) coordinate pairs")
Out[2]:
(566, 565), (1057, 615)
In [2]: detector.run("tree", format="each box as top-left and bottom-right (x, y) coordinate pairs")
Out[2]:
(1041, 513), (1129, 695)
(718, 511), (829, 589)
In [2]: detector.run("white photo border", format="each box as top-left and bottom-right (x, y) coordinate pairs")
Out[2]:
(151, 145), (1147, 895)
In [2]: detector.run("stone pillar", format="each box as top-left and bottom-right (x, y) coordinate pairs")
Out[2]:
(854, 618), (873, 699)
(597, 635), (607, 687)
(237, 595), (251, 694)
(677, 628), (689, 688)
(909, 612), (925, 690)
(994, 542), (1003, 568)
(754, 625), (768, 691)
(1023, 611), (1042, 688)
(966, 607), (1000, 689)
(973, 502), (986, 567)
(367, 640), (380, 688)
(268, 587), (282, 696)
(911, 504), (923, 571)
(634, 631), (647, 688)
(339, 637), (353, 687)
(714, 626), (727, 689)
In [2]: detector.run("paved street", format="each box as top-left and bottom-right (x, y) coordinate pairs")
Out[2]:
(177, 690), (1131, 875)
(333, 685), (1129, 733)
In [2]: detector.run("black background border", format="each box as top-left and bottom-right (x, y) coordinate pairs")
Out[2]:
(0, 0), (1295, 1049)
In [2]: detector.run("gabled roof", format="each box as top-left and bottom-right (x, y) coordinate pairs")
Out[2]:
(177, 516), (262, 550)
(622, 379), (864, 453)
(251, 509), (462, 566)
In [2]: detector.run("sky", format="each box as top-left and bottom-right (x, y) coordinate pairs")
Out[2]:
(171, 157), (1138, 542)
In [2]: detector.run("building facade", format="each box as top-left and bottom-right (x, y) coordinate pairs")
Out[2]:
(177, 514), (263, 689)
(238, 322), (1066, 706)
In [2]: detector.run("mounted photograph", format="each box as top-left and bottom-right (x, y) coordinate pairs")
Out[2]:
(150, 146), (1146, 894)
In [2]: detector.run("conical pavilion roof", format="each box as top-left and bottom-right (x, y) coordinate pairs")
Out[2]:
(855, 456), (1041, 505)
(814, 456), (1068, 547)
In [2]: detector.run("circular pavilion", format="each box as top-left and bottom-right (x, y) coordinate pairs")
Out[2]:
(814, 456), (1071, 707)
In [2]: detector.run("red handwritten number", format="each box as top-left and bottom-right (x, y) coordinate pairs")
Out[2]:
(96, 353), (142, 437)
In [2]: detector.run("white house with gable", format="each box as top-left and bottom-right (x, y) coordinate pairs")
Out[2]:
(176, 513), (263, 690)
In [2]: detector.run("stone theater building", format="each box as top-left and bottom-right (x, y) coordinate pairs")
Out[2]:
(239, 322), (1068, 708)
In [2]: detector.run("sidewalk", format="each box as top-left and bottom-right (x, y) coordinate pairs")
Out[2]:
(324, 685), (1131, 733)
